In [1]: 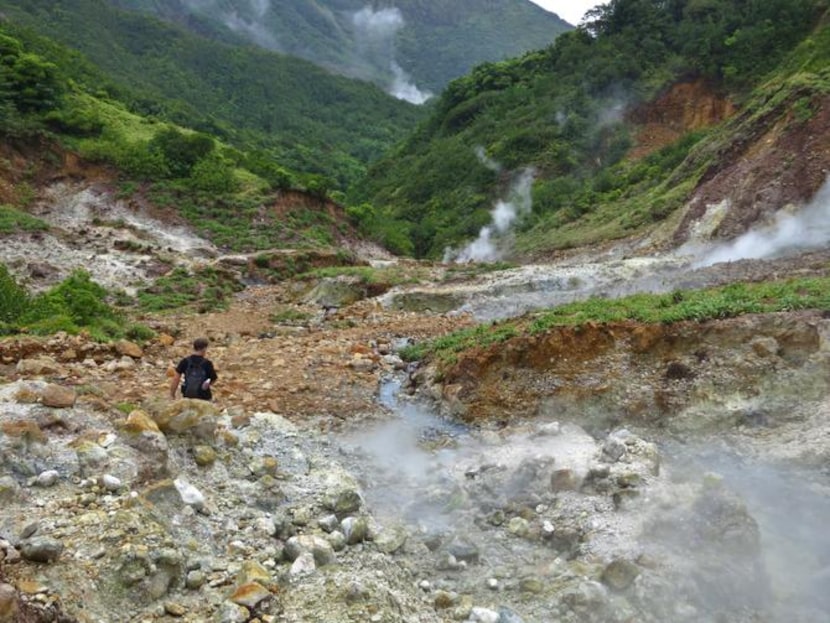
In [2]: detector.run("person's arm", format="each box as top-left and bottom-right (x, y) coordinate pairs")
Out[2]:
(207, 361), (218, 384)
(169, 371), (181, 399)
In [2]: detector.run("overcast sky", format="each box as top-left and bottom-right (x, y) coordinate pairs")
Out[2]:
(528, 0), (598, 26)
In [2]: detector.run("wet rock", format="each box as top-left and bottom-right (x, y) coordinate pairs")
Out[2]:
(507, 516), (531, 538)
(433, 590), (456, 609)
(237, 560), (270, 585)
(19, 522), (39, 540)
(341, 516), (370, 545)
(20, 536), (64, 563)
(317, 514), (339, 533)
(534, 421), (561, 437)
(498, 606), (525, 622)
(327, 530), (346, 552)
(374, 524), (408, 554)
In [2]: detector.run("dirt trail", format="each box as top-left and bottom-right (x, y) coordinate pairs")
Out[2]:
(128, 284), (475, 427)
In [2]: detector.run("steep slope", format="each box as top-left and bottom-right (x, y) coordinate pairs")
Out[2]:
(0, 0), (425, 188)
(110, 0), (572, 99)
(351, 0), (829, 258)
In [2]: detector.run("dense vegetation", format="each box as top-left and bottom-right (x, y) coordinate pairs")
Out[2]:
(112, 0), (571, 94)
(352, 0), (830, 257)
(0, 267), (152, 340)
(400, 276), (830, 365)
(0, 15), (403, 254)
(0, 0), (425, 190)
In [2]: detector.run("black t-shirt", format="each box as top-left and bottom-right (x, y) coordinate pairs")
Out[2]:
(176, 354), (218, 400)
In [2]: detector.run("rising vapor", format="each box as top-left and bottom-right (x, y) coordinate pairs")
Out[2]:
(182, 0), (279, 50)
(445, 156), (535, 263)
(695, 177), (830, 267)
(351, 6), (432, 104)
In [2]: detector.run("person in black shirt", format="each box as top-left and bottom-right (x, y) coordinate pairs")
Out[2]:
(169, 337), (218, 401)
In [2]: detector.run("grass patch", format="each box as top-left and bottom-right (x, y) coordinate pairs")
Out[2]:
(402, 276), (830, 364)
(298, 264), (428, 287)
(269, 307), (312, 325)
(0, 205), (49, 234)
(137, 266), (244, 312)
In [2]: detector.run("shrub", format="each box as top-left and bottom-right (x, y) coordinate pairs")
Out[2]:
(0, 264), (28, 323)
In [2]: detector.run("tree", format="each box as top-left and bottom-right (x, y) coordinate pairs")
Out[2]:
(149, 127), (215, 178)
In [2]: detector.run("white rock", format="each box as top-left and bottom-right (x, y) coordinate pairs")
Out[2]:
(174, 478), (205, 510)
(468, 606), (500, 623)
(36, 470), (60, 487)
(536, 421), (562, 436)
(101, 474), (121, 491)
(289, 551), (316, 576)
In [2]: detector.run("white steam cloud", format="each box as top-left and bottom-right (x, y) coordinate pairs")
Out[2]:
(352, 6), (403, 38)
(183, 0), (279, 49)
(694, 177), (830, 268)
(351, 6), (432, 105)
(445, 154), (535, 263)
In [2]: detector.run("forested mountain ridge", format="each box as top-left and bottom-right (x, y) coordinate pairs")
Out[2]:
(351, 0), (830, 258)
(0, 0), (426, 189)
(109, 0), (572, 99)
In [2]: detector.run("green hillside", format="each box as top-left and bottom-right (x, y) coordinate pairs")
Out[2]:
(110, 0), (572, 96)
(351, 0), (829, 257)
(0, 0), (425, 189)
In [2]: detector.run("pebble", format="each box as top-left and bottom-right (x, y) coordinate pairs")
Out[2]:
(35, 470), (60, 487)
(102, 474), (122, 491)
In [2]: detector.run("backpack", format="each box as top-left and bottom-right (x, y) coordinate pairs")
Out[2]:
(182, 357), (208, 398)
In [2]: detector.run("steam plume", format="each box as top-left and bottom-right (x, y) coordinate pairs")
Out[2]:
(351, 6), (432, 104)
(694, 177), (830, 267)
(445, 158), (535, 263)
(182, 0), (279, 50)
